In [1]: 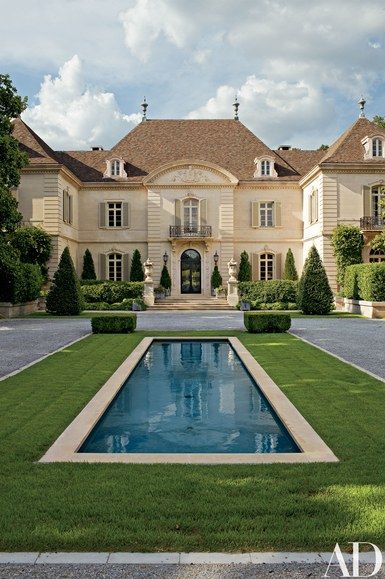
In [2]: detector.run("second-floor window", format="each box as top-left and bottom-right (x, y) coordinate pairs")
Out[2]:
(183, 198), (199, 228)
(108, 253), (122, 281)
(260, 202), (274, 227)
(108, 202), (122, 227)
(261, 160), (271, 176)
(372, 138), (383, 157)
(63, 190), (73, 224)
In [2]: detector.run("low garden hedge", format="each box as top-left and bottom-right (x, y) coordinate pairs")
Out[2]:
(238, 280), (298, 304)
(344, 263), (385, 301)
(82, 281), (144, 304)
(84, 298), (146, 311)
(244, 312), (291, 333)
(91, 314), (137, 334)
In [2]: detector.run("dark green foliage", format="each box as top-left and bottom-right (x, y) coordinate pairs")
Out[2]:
(81, 281), (144, 303)
(373, 115), (385, 130)
(317, 144), (329, 151)
(238, 280), (298, 304)
(211, 265), (222, 289)
(11, 226), (51, 268)
(84, 298), (146, 311)
(250, 301), (298, 311)
(81, 249), (96, 280)
(331, 225), (364, 288)
(298, 246), (334, 315)
(91, 314), (137, 333)
(244, 311), (291, 333)
(46, 247), (84, 315)
(0, 75), (28, 235)
(0, 242), (42, 303)
(370, 231), (385, 253)
(344, 263), (385, 301)
(283, 248), (298, 281)
(130, 249), (144, 282)
(160, 265), (171, 290)
(238, 251), (252, 282)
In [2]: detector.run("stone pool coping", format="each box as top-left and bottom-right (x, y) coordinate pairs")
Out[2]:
(39, 337), (338, 464)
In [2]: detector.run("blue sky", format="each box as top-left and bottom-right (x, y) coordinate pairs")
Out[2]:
(2, 0), (385, 150)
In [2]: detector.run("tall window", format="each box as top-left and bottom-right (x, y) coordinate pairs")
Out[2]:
(369, 249), (385, 263)
(108, 253), (122, 281)
(108, 202), (122, 227)
(111, 160), (121, 177)
(260, 202), (274, 227)
(260, 253), (274, 280)
(372, 139), (383, 157)
(63, 190), (73, 224)
(261, 160), (271, 176)
(371, 185), (385, 218)
(183, 198), (199, 229)
(309, 189), (318, 224)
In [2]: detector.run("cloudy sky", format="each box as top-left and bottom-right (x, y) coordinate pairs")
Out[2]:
(1, 0), (385, 150)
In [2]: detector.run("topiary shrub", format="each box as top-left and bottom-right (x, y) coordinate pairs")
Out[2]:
(81, 281), (144, 303)
(46, 247), (84, 315)
(244, 312), (291, 333)
(91, 314), (137, 334)
(0, 242), (42, 303)
(283, 248), (298, 281)
(81, 249), (96, 280)
(344, 263), (385, 302)
(160, 264), (171, 292)
(130, 249), (144, 282)
(238, 280), (298, 304)
(297, 246), (334, 315)
(211, 265), (222, 289)
(331, 225), (364, 288)
(238, 251), (252, 282)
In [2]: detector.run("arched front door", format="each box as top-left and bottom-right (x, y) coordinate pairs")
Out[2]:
(181, 249), (201, 294)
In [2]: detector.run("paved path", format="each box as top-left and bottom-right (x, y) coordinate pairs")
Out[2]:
(289, 317), (385, 381)
(136, 310), (244, 331)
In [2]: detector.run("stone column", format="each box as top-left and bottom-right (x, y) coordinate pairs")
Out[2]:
(143, 258), (155, 307)
(227, 258), (239, 307)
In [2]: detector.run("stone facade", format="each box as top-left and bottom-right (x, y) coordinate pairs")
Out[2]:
(13, 115), (385, 295)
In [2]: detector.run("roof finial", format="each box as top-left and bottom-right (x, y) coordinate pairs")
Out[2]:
(358, 96), (366, 118)
(233, 95), (239, 120)
(141, 97), (148, 121)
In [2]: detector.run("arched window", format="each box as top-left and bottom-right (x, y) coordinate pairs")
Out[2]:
(108, 253), (122, 281)
(111, 159), (121, 177)
(260, 253), (274, 280)
(372, 138), (383, 158)
(369, 248), (385, 263)
(183, 198), (199, 230)
(261, 160), (271, 176)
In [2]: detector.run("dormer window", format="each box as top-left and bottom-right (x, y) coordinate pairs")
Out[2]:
(373, 138), (383, 157)
(103, 158), (127, 179)
(362, 135), (385, 160)
(254, 157), (277, 178)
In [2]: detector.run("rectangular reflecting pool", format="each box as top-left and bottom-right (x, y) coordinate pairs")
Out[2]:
(80, 340), (299, 454)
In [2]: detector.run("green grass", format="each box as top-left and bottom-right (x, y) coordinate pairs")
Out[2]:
(1, 330), (385, 552)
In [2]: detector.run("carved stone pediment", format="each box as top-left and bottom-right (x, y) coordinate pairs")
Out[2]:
(143, 161), (239, 186)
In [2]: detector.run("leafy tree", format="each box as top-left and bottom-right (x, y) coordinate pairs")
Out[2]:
(297, 246), (334, 315)
(238, 251), (252, 282)
(331, 225), (364, 288)
(370, 231), (385, 253)
(211, 265), (222, 289)
(283, 248), (298, 281)
(130, 249), (144, 281)
(12, 226), (51, 267)
(373, 116), (385, 130)
(317, 144), (329, 151)
(46, 247), (84, 315)
(81, 248), (96, 280)
(0, 74), (28, 235)
(160, 264), (171, 291)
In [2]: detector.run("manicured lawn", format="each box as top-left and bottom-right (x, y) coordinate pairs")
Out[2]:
(1, 330), (385, 552)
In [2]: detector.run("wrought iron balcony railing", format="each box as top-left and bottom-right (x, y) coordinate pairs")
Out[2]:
(360, 216), (385, 230)
(169, 225), (212, 237)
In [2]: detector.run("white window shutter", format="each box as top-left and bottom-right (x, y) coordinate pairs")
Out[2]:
(122, 202), (130, 228)
(363, 185), (371, 216)
(99, 203), (106, 227)
(200, 199), (207, 225)
(175, 199), (181, 226)
(251, 202), (259, 227)
(275, 202), (282, 226)
(99, 254), (106, 280)
(252, 253), (260, 281)
(275, 253), (282, 279)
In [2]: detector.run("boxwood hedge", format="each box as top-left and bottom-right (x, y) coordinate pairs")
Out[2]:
(82, 281), (144, 304)
(238, 280), (298, 304)
(244, 312), (291, 333)
(91, 314), (137, 334)
(344, 263), (385, 302)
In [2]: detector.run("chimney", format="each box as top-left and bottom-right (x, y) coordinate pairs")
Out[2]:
(278, 145), (291, 151)
(91, 146), (104, 151)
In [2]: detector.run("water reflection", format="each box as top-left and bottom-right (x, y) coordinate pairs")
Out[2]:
(80, 341), (299, 454)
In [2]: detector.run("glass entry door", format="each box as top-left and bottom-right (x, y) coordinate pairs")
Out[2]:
(181, 249), (201, 294)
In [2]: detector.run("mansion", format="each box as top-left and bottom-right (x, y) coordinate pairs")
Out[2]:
(12, 109), (385, 296)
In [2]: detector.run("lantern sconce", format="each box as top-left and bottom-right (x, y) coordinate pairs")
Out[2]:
(213, 251), (219, 265)
(163, 251), (169, 265)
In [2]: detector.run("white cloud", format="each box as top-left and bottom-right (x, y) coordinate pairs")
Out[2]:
(22, 56), (141, 150)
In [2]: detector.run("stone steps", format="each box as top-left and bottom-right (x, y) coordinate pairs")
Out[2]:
(150, 298), (234, 311)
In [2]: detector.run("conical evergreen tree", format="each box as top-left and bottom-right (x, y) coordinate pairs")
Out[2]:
(81, 249), (96, 280)
(298, 246), (334, 315)
(160, 264), (171, 291)
(238, 251), (252, 282)
(46, 247), (84, 315)
(283, 248), (298, 281)
(211, 265), (222, 289)
(130, 249), (144, 281)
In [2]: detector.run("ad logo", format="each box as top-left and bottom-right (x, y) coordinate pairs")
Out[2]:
(324, 543), (382, 577)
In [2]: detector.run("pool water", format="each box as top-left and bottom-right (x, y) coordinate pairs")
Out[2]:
(80, 340), (299, 454)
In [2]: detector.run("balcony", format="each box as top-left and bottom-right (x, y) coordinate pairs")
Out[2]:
(360, 216), (385, 230)
(169, 225), (212, 238)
